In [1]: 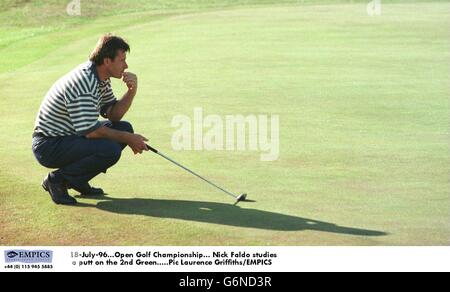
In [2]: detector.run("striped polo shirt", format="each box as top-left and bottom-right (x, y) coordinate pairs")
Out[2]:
(34, 61), (117, 137)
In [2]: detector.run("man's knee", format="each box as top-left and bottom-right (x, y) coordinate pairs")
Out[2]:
(112, 121), (134, 134)
(100, 143), (122, 166)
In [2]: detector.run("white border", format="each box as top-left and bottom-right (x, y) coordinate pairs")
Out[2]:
(1, 246), (450, 272)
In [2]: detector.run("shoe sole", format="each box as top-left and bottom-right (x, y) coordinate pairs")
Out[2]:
(42, 181), (49, 192)
(67, 184), (104, 196)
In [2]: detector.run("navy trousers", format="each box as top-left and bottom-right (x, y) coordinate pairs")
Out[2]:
(32, 121), (133, 188)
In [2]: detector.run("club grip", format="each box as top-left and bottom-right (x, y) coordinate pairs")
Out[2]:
(145, 144), (158, 154)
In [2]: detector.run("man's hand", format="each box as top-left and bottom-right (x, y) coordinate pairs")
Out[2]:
(123, 72), (137, 95)
(127, 133), (149, 154)
(85, 127), (149, 155)
(106, 72), (138, 122)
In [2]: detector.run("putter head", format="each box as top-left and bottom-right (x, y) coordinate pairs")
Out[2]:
(233, 193), (247, 206)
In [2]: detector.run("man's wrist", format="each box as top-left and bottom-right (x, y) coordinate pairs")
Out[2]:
(126, 89), (137, 98)
(120, 131), (133, 143)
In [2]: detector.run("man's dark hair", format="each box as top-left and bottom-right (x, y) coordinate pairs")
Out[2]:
(89, 34), (130, 65)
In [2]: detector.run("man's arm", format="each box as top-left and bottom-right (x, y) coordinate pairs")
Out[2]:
(85, 126), (148, 154)
(107, 72), (137, 122)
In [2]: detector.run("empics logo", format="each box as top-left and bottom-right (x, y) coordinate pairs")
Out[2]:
(6, 251), (19, 259)
(4, 250), (53, 263)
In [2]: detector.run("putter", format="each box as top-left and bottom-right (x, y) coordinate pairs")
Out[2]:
(145, 144), (248, 205)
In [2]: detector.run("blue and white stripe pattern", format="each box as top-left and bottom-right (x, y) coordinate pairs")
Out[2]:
(34, 61), (117, 137)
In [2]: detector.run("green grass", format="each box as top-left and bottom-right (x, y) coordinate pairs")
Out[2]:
(0, 0), (449, 245)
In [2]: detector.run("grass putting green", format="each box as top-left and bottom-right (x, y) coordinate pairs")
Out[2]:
(0, 1), (448, 245)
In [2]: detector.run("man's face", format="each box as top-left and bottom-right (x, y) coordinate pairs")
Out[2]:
(106, 50), (128, 79)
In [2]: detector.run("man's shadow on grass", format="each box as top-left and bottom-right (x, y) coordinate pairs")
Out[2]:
(77, 196), (387, 237)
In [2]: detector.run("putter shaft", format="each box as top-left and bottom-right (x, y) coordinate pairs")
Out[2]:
(146, 144), (238, 200)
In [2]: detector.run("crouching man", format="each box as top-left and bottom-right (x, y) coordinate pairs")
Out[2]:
(32, 34), (149, 205)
